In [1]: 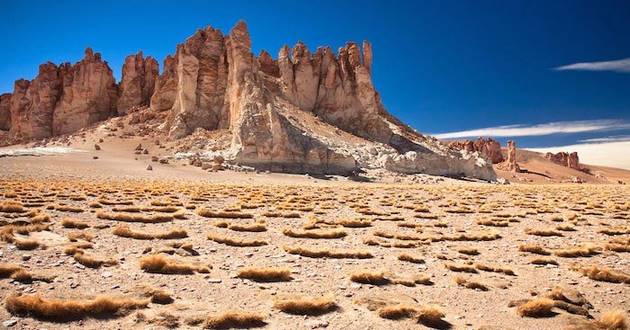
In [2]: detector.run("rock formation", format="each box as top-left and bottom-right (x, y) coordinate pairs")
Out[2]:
(52, 48), (118, 136)
(448, 137), (504, 164)
(0, 93), (11, 131)
(499, 140), (520, 173)
(117, 52), (158, 115)
(150, 56), (177, 112)
(1, 21), (497, 181)
(545, 151), (580, 170)
(6, 48), (118, 140)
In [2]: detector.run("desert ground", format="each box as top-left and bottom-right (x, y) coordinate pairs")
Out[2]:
(1, 137), (629, 330)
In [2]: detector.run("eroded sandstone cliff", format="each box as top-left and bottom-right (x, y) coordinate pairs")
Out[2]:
(117, 51), (158, 115)
(1, 21), (496, 180)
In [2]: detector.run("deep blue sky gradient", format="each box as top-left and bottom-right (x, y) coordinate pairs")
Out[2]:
(1, 0), (629, 147)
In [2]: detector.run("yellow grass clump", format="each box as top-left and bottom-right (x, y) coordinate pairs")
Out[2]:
(197, 208), (253, 219)
(112, 224), (187, 240)
(577, 265), (630, 284)
(274, 296), (337, 315)
(204, 311), (266, 329)
(516, 298), (556, 317)
(519, 243), (551, 255)
(237, 267), (292, 282)
(284, 246), (372, 259)
(445, 263), (478, 273)
(454, 276), (489, 291)
(475, 263), (516, 276)
(207, 232), (267, 247)
(96, 211), (173, 223)
(5, 294), (149, 320)
(61, 218), (89, 229)
(350, 270), (390, 285)
(525, 228), (564, 237)
(376, 304), (448, 327)
(139, 255), (209, 274)
(554, 245), (600, 258)
(398, 253), (425, 264)
(72, 251), (118, 268)
(282, 228), (347, 239)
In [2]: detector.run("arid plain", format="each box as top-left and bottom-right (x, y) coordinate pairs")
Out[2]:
(1, 148), (629, 329)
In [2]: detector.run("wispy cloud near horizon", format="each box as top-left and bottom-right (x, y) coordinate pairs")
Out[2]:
(433, 119), (630, 139)
(554, 58), (630, 73)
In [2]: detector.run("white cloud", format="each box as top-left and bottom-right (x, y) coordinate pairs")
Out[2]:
(554, 58), (630, 73)
(433, 119), (630, 139)
(578, 135), (630, 143)
(527, 141), (630, 170)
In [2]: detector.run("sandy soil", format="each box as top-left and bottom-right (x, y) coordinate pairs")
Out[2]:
(1, 151), (629, 330)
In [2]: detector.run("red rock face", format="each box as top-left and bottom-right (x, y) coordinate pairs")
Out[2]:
(9, 63), (63, 140)
(7, 48), (117, 140)
(0, 93), (11, 131)
(150, 55), (177, 112)
(448, 138), (504, 164)
(1, 20), (496, 180)
(52, 48), (118, 136)
(117, 51), (158, 114)
(545, 151), (580, 170)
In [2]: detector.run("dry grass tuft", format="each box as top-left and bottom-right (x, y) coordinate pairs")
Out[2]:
(284, 246), (372, 259)
(519, 243), (551, 255)
(228, 222), (267, 232)
(139, 255), (209, 274)
(377, 304), (419, 319)
(554, 245), (600, 258)
(274, 296), (337, 315)
(0, 201), (26, 213)
(525, 228), (564, 237)
(14, 238), (41, 250)
(237, 267), (292, 282)
(137, 285), (174, 304)
(475, 263), (515, 276)
(398, 253), (425, 264)
(96, 211), (173, 223)
(567, 310), (629, 330)
(445, 263), (478, 273)
(577, 265), (630, 284)
(458, 247), (480, 255)
(113, 224), (187, 240)
(282, 228), (346, 239)
(5, 294), (148, 320)
(72, 251), (118, 268)
(207, 232), (267, 247)
(0, 264), (53, 283)
(203, 311), (266, 329)
(61, 218), (89, 229)
(350, 270), (390, 285)
(376, 303), (448, 327)
(530, 257), (559, 265)
(454, 276), (489, 291)
(197, 208), (253, 219)
(516, 298), (557, 317)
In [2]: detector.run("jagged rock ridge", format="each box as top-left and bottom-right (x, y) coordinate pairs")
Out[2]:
(1, 21), (496, 181)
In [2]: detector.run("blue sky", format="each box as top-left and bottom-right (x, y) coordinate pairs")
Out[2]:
(1, 0), (630, 164)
